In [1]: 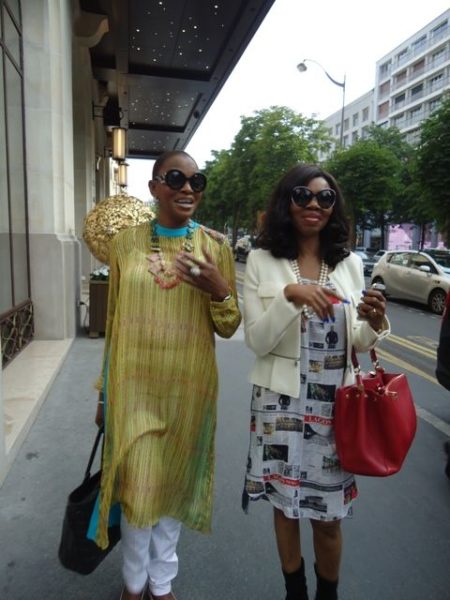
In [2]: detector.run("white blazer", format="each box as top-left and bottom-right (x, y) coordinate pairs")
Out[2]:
(243, 249), (390, 398)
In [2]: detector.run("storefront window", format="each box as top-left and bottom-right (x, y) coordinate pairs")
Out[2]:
(0, 54), (13, 314)
(0, 0), (32, 366)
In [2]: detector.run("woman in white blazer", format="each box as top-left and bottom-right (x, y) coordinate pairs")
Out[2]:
(242, 164), (389, 600)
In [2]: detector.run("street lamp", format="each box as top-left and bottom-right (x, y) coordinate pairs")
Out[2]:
(297, 58), (346, 148)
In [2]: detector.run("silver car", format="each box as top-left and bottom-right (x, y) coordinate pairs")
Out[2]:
(371, 250), (450, 314)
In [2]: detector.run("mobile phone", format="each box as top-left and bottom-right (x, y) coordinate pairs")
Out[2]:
(370, 282), (386, 292)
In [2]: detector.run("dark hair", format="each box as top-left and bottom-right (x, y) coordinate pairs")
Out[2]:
(257, 164), (350, 268)
(152, 150), (197, 178)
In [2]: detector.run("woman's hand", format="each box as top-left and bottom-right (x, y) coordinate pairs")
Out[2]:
(357, 288), (386, 332)
(95, 392), (104, 428)
(284, 284), (348, 321)
(175, 247), (230, 301)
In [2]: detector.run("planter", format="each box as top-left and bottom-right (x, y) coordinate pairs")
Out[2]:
(89, 281), (108, 337)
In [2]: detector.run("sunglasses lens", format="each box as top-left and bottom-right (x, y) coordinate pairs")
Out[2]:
(317, 189), (336, 208)
(291, 186), (313, 207)
(291, 186), (336, 208)
(163, 170), (207, 192)
(165, 170), (185, 190)
(190, 173), (207, 192)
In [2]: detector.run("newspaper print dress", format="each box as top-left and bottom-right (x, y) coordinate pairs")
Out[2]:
(243, 278), (358, 521)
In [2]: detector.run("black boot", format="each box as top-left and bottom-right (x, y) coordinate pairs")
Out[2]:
(282, 558), (309, 600)
(314, 564), (338, 600)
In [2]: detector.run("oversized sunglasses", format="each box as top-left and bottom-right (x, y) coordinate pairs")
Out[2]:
(291, 186), (336, 209)
(154, 169), (207, 192)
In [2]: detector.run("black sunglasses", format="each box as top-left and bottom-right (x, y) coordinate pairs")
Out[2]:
(154, 169), (207, 193)
(291, 186), (336, 209)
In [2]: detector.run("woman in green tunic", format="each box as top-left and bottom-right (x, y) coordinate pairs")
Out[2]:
(95, 150), (241, 600)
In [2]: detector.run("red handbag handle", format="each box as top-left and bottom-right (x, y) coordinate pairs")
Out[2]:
(351, 347), (383, 375)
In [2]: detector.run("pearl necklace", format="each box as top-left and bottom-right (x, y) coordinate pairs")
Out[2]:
(146, 218), (194, 289)
(289, 258), (329, 318)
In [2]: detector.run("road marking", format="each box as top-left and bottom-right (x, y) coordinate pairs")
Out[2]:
(387, 334), (436, 359)
(415, 407), (450, 437)
(375, 348), (438, 385)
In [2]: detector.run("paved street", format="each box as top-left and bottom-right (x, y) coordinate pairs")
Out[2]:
(1, 308), (450, 599)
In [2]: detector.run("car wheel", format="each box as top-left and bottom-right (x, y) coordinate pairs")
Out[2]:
(428, 288), (447, 315)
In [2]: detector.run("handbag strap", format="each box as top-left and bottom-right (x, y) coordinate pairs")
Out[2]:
(84, 427), (104, 480)
(350, 347), (381, 372)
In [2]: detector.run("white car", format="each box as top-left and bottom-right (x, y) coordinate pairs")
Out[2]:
(371, 250), (450, 314)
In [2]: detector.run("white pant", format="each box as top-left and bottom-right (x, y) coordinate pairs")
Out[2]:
(121, 513), (182, 596)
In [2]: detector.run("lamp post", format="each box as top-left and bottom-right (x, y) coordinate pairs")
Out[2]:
(297, 59), (346, 148)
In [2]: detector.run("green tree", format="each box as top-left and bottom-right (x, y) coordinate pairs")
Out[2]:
(416, 97), (450, 245)
(197, 106), (332, 239)
(363, 124), (433, 238)
(326, 139), (403, 247)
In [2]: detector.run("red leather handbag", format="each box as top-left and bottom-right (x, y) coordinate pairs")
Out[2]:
(334, 348), (417, 476)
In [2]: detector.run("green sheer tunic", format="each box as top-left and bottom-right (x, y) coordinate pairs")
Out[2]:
(95, 222), (241, 548)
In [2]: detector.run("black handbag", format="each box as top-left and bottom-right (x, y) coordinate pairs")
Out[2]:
(436, 293), (450, 391)
(58, 427), (121, 574)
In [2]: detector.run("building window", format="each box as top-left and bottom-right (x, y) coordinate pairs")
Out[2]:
(395, 70), (407, 86)
(429, 72), (443, 92)
(410, 83), (423, 99)
(394, 92), (405, 105)
(396, 48), (408, 64)
(343, 118), (349, 131)
(431, 46), (446, 65)
(352, 131), (358, 143)
(429, 98), (441, 112)
(0, 0), (32, 367)
(362, 107), (369, 121)
(412, 35), (426, 52)
(352, 113), (359, 127)
(378, 101), (389, 119)
(379, 60), (391, 78)
(379, 80), (390, 96)
(409, 105), (422, 122)
(411, 59), (425, 75)
(335, 123), (340, 136)
(430, 20), (448, 41)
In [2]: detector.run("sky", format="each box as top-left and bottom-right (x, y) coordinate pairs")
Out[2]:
(126, 0), (450, 201)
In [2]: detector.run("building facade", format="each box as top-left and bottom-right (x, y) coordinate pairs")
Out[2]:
(374, 10), (450, 145)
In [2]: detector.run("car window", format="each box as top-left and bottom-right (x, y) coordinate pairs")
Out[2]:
(389, 252), (410, 267)
(409, 254), (436, 273)
(430, 253), (450, 269)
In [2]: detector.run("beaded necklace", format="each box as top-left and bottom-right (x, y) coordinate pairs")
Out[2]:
(146, 218), (195, 289)
(289, 258), (329, 318)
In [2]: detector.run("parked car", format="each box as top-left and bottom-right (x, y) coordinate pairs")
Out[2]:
(370, 250), (450, 314)
(234, 235), (254, 262)
(354, 249), (376, 277)
(372, 249), (387, 264)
